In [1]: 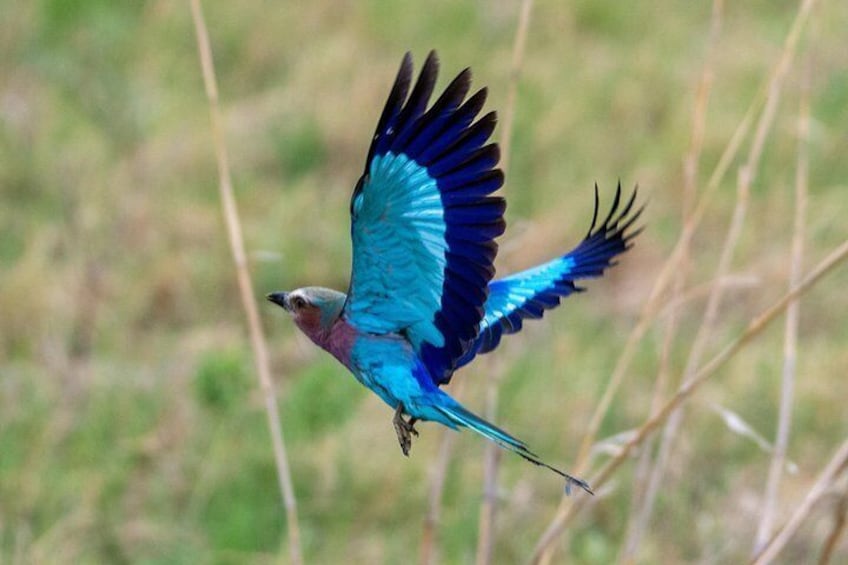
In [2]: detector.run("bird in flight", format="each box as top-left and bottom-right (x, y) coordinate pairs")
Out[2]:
(268, 51), (642, 495)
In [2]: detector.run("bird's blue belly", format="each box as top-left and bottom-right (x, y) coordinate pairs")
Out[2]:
(348, 334), (456, 426)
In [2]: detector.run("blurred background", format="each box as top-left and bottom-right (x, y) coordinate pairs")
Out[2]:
(2, 0), (847, 563)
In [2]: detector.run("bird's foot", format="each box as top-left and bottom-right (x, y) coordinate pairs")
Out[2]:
(392, 403), (419, 457)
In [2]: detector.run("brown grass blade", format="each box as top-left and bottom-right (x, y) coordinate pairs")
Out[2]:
(188, 2), (302, 563)
(420, 379), (464, 565)
(753, 45), (812, 554)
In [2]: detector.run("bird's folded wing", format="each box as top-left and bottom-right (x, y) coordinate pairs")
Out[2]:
(454, 185), (643, 372)
(343, 51), (505, 384)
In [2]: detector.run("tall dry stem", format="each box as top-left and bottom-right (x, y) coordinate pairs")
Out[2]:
(420, 379), (464, 565)
(475, 2), (534, 564)
(753, 49), (811, 553)
(188, 2), (302, 563)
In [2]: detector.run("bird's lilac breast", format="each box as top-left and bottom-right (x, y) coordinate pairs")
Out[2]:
(323, 318), (359, 367)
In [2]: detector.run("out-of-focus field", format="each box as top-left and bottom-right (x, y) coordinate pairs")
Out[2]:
(2, 1), (847, 563)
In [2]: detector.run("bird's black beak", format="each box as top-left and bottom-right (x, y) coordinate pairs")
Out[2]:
(266, 291), (290, 311)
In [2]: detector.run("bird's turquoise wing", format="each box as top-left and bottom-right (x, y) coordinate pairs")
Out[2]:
(453, 185), (643, 373)
(344, 51), (505, 384)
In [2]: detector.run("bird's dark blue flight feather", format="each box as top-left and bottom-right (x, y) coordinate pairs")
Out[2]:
(450, 183), (643, 376)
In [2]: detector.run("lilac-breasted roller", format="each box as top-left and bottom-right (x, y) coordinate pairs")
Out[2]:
(268, 51), (642, 495)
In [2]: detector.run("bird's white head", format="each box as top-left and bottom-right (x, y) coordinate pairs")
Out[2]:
(266, 286), (346, 340)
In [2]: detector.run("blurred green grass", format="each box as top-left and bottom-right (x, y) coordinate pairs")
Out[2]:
(2, 0), (848, 563)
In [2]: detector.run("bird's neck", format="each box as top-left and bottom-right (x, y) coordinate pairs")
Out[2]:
(300, 316), (357, 367)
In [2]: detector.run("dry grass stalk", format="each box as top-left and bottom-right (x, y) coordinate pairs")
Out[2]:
(496, 0), (534, 177)
(619, 3), (724, 561)
(531, 236), (848, 563)
(751, 437), (848, 564)
(475, 2), (534, 564)
(420, 378), (465, 565)
(753, 49), (811, 553)
(419, 431), (457, 565)
(476, 359), (504, 565)
(188, 1), (302, 563)
(818, 487), (848, 565)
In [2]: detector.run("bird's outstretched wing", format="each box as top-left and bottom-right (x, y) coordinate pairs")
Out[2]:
(343, 51), (505, 384)
(453, 184), (643, 372)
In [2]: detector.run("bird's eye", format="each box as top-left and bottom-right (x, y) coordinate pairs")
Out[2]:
(292, 296), (307, 310)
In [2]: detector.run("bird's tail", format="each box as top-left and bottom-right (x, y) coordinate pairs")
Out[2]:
(435, 403), (593, 495)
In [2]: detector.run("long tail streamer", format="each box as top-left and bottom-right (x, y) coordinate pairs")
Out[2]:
(437, 404), (593, 495)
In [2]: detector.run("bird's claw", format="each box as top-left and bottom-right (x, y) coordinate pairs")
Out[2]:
(393, 404), (418, 456)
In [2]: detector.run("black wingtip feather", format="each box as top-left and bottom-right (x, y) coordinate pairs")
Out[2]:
(587, 183), (601, 238)
(395, 52), (439, 135)
(433, 68), (472, 113)
(587, 183), (643, 238)
(366, 52), (414, 168)
(601, 182), (623, 230)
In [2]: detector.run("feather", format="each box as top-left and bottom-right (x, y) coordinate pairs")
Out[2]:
(344, 51), (506, 385)
(452, 184), (644, 372)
